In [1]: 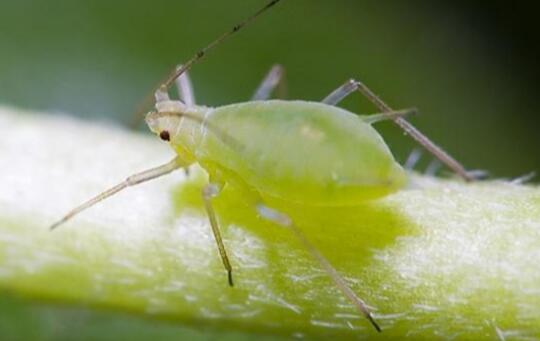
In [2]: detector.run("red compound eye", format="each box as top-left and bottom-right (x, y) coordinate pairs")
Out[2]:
(159, 130), (171, 141)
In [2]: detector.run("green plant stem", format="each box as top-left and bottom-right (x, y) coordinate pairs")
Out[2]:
(0, 106), (539, 339)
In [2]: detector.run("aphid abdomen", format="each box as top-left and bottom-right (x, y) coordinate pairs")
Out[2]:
(197, 100), (406, 205)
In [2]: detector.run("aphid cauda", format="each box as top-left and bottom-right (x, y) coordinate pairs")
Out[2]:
(50, 0), (472, 332)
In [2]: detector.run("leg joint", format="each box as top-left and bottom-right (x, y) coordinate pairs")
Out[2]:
(202, 183), (220, 198)
(125, 174), (144, 186)
(345, 78), (361, 91)
(256, 204), (292, 227)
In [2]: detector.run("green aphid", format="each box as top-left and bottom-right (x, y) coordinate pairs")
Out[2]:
(51, 0), (472, 332)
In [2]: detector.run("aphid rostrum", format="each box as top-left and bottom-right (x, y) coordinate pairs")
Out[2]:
(50, 0), (472, 332)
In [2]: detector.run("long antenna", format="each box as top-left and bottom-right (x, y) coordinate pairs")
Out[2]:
(130, 0), (283, 127)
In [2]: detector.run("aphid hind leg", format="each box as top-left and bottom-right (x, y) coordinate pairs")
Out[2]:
(215, 172), (381, 330)
(202, 183), (234, 287)
(175, 65), (196, 107)
(322, 79), (473, 181)
(255, 203), (382, 332)
(50, 157), (186, 230)
(361, 108), (417, 124)
(251, 64), (287, 100)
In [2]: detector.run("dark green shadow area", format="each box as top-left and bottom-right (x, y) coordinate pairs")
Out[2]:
(0, 293), (283, 341)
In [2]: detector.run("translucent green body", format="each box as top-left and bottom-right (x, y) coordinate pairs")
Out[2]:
(167, 100), (406, 206)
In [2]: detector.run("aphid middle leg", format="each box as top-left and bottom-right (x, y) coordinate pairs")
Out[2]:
(425, 159), (442, 176)
(404, 148), (423, 171)
(322, 79), (473, 181)
(50, 156), (186, 230)
(202, 183), (234, 287)
(251, 64), (287, 100)
(255, 203), (382, 332)
(175, 65), (196, 107)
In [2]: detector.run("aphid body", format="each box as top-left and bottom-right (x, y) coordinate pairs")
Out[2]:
(51, 0), (472, 332)
(146, 100), (406, 206)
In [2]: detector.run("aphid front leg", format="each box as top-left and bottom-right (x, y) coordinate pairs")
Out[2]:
(175, 65), (196, 107)
(404, 148), (423, 171)
(173, 66), (195, 177)
(202, 183), (234, 287)
(322, 78), (473, 181)
(251, 64), (287, 100)
(50, 156), (187, 230)
(255, 203), (382, 332)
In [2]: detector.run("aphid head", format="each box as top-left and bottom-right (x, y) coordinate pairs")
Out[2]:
(145, 87), (193, 143)
(145, 115), (174, 143)
(145, 107), (182, 144)
(146, 87), (240, 153)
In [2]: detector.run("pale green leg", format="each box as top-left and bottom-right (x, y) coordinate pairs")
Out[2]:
(251, 64), (287, 100)
(322, 79), (473, 181)
(361, 108), (417, 124)
(202, 182), (234, 287)
(254, 203), (381, 332)
(168, 68), (195, 177)
(50, 156), (187, 230)
(222, 174), (381, 332)
(174, 64), (196, 106)
(404, 148), (423, 170)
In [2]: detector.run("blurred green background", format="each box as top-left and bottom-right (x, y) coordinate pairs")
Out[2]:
(0, 0), (539, 339)
(0, 0), (539, 178)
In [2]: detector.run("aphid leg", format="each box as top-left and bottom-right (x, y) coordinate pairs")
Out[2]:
(465, 169), (489, 180)
(361, 107), (417, 124)
(50, 157), (186, 230)
(322, 79), (359, 106)
(174, 65), (194, 177)
(510, 171), (536, 184)
(425, 159), (442, 176)
(224, 174), (380, 330)
(175, 65), (196, 107)
(404, 148), (423, 171)
(322, 79), (473, 181)
(251, 64), (287, 100)
(256, 203), (382, 332)
(202, 183), (234, 287)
